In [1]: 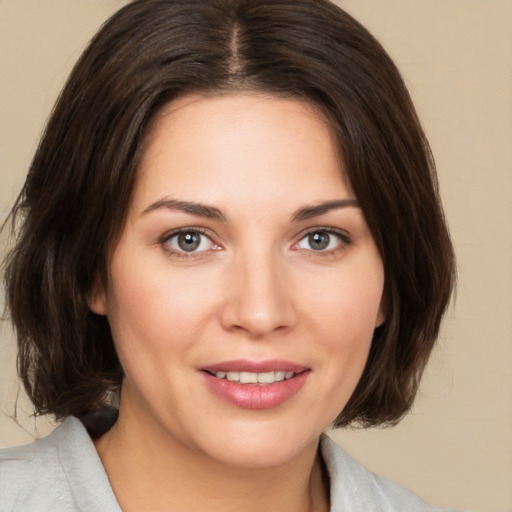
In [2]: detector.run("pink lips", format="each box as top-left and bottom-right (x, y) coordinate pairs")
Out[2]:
(200, 359), (310, 409)
(202, 359), (307, 374)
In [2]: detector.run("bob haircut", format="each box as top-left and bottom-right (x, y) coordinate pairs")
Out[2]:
(3, 0), (455, 435)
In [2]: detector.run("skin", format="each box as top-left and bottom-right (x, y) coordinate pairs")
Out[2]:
(91, 93), (385, 512)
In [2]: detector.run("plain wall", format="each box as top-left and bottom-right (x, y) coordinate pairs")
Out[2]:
(0, 1), (510, 511)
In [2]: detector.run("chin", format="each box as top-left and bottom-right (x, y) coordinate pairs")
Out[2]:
(193, 421), (321, 469)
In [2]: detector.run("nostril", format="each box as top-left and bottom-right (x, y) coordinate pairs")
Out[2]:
(218, 264), (298, 336)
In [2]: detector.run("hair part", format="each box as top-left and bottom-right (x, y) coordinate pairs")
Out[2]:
(2, 0), (455, 434)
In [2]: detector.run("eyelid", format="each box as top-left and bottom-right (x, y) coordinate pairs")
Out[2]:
(293, 226), (351, 251)
(160, 226), (209, 243)
(158, 225), (351, 258)
(160, 227), (221, 257)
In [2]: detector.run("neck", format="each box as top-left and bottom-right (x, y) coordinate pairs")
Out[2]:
(94, 401), (329, 512)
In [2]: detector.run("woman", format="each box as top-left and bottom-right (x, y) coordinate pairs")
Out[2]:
(0, 0), (456, 510)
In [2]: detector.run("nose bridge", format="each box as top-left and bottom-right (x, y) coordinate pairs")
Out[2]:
(221, 243), (296, 337)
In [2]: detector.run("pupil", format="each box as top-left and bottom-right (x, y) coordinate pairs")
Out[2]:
(178, 232), (200, 251)
(309, 232), (330, 250)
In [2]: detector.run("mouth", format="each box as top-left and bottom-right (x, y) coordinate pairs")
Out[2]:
(205, 369), (301, 385)
(200, 360), (310, 409)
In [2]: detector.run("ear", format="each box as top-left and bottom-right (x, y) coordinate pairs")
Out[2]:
(375, 308), (386, 328)
(375, 299), (386, 328)
(88, 274), (108, 316)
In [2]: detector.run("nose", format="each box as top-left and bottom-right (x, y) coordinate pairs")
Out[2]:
(219, 250), (297, 338)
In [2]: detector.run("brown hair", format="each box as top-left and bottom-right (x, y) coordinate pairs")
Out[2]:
(3, 0), (455, 434)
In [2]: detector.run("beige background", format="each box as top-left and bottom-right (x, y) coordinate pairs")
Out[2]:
(0, 1), (511, 511)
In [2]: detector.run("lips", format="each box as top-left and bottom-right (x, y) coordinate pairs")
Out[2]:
(200, 359), (310, 409)
(202, 359), (307, 374)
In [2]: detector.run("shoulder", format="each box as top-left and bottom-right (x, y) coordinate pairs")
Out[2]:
(0, 417), (120, 512)
(320, 435), (462, 512)
(0, 418), (76, 511)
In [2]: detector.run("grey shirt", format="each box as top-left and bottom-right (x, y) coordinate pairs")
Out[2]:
(0, 417), (459, 511)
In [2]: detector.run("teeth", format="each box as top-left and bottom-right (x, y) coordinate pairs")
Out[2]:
(274, 371), (286, 382)
(240, 372), (258, 384)
(214, 371), (297, 384)
(257, 371), (275, 384)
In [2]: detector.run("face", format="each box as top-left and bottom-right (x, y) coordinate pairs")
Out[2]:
(91, 93), (385, 468)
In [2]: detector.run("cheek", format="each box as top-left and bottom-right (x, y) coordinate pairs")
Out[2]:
(317, 288), (376, 376)
(298, 258), (383, 388)
(105, 257), (220, 361)
(307, 286), (379, 422)
(302, 265), (383, 340)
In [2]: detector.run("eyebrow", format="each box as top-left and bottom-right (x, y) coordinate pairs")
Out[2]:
(291, 199), (360, 222)
(141, 198), (227, 221)
(141, 197), (359, 223)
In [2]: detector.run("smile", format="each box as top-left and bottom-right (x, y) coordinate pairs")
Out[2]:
(200, 360), (310, 409)
(210, 370), (296, 385)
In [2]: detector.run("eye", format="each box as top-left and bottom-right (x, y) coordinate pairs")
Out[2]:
(164, 229), (215, 253)
(296, 230), (348, 252)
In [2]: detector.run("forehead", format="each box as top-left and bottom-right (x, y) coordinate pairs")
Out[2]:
(132, 93), (353, 213)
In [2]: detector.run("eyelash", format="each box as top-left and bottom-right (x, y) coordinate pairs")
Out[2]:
(160, 227), (218, 259)
(160, 226), (351, 259)
(294, 227), (351, 254)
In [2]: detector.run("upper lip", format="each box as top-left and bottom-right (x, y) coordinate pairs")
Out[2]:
(201, 359), (309, 374)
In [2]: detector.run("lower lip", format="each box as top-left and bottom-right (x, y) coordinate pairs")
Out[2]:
(201, 371), (310, 409)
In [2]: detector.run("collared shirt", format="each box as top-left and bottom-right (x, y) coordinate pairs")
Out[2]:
(0, 417), (461, 511)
